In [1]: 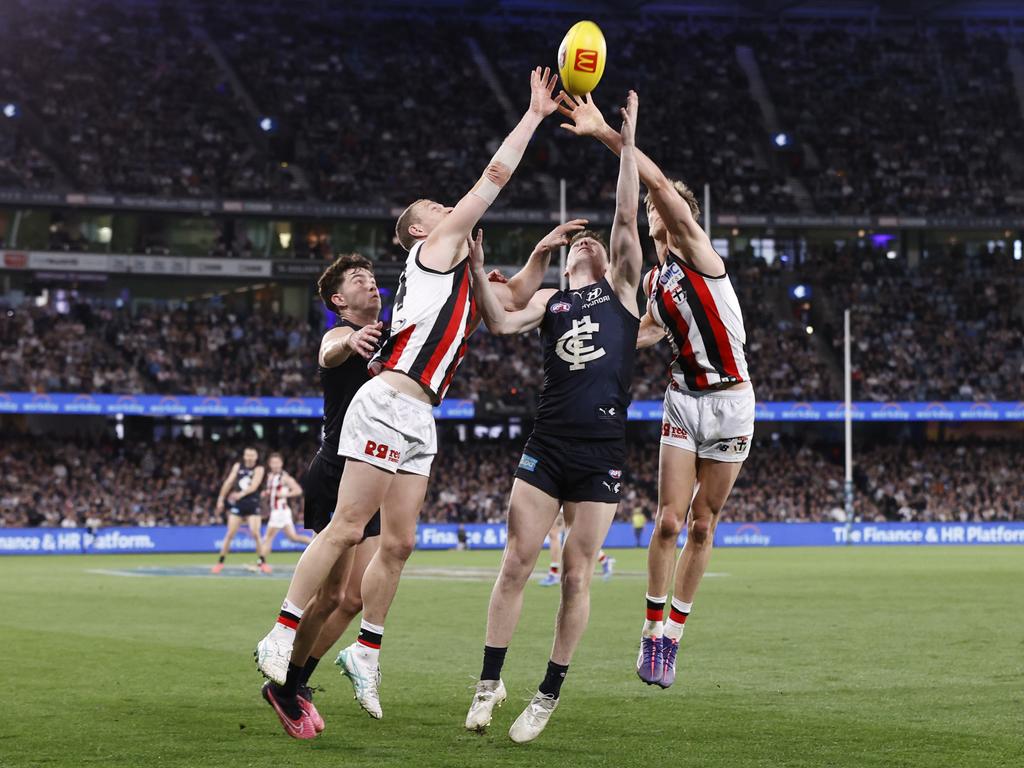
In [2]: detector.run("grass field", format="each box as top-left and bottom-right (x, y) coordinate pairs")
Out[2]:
(2, 547), (1022, 768)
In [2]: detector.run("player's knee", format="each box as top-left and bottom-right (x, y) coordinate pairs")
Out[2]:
(656, 505), (685, 539)
(561, 567), (590, 596)
(382, 533), (415, 562)
(499, 546), (533, 583)
(688, 514), (714, 547)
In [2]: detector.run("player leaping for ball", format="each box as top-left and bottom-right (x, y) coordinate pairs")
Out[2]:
(558, 92), (754, 689)
(464, 91), (642, 743)
(255, 67), (565, 723)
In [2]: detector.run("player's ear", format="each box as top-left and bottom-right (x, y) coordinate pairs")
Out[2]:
(332, 293), (347, 311)
(408, 222), (428, 238)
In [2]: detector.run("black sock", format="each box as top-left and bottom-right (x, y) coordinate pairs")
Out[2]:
(258, 555), (266, 565)
(300, 656), (320, 686)
(280, 661), (303, 698)
(538, 660), (569, 699)
(218, 555), (225, 564)
(480, 645), (508, 682)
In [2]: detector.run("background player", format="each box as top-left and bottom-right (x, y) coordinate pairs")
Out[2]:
(213, 447), (266, 574)
(558, 92), (755, 689)
(260, 254), (384, 739)
(464, 91), (642, 743)
(256, 67), (563, 722)
(260, 452), (311, 572)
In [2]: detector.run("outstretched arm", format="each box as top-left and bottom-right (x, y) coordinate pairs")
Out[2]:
(419, 68), (561, 271)
(557, 93), (722, 276)
(467, 229), (552, 335)
(609, 91), (643, 314)
(319, 323), (383, 368)
(489, 219), (588, 310)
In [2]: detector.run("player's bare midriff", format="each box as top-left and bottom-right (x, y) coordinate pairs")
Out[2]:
(377, 369), (436, 405)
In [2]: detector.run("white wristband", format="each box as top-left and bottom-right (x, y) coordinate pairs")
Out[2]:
(472, 178), (501, 205)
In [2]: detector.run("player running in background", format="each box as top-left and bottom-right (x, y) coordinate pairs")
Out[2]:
(256, 67), (564, 723)
(539, 512), (614, 586)
(260, 254), (385, 739)
(260, 452), (311, 571)
(464, 91), (642, 743)
(213, 447), (266, 574)
(558, 92), (754, 689)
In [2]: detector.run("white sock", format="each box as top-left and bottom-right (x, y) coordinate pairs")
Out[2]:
(356, 619), (384, 661)
(664, 598), (692, 641)
(643, 593), (667, 638)
(274, 598), (305, 636)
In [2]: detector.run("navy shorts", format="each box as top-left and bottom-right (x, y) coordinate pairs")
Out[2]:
(513, 433), (626, 504)
(302, 452), (381, 539)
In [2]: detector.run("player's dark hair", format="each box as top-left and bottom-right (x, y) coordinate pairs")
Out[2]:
(317, 254), (374, 315)
(569, 229), (608, 253)
(395, 199), (428, 251)
(645, 180), (701, 220)
(268, 452), (282, 461)
(242, 445), (258, 456)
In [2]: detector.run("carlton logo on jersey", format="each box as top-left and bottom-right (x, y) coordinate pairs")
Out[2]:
(555, 314), (606, 371)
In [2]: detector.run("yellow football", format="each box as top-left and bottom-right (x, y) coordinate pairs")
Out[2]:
(557, 20), (607, 97)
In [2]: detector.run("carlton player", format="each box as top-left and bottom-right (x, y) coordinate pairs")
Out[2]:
(256, 67), (564, 722)
(464, 91), (642, 743)
(260, 254), (387, 739)
(260, 453), (311, 570)
(558, 92), (754, 689)
(212, 447), (266, 574)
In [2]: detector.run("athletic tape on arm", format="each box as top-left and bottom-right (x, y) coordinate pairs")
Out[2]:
(471, 141), (527, 205)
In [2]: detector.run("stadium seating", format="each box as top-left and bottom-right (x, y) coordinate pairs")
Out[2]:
(1, 434), (1020, 528)
(2, 4), (1022, 215)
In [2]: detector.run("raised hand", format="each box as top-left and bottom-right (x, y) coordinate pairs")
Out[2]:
(620, 90), (638, 147)
(467, 228), (486, 271)
(345, 321), (383, 360)
(529, 66), (561, 117)
(556, 91), (608, 137)
(535, 218), (589, 254)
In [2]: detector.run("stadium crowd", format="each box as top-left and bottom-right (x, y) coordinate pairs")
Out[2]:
(2, 2), (1022, 216)
(1, 434), (1020, 529)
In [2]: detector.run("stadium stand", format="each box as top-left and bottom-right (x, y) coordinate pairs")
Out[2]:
(2, 434), (1020, 528)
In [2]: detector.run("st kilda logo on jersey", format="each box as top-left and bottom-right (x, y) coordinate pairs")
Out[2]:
(555, 314), (606, 371)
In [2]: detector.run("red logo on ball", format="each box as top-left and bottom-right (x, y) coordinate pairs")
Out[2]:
(574, 49), (598, 73)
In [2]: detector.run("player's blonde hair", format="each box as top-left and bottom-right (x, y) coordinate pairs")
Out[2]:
(645, 180), (700, 220)
(395, 199), (429, 251)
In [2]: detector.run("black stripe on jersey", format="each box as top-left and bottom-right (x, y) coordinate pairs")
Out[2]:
(408, 261), (469, 378)
(672, 262), (728, 378)
(654, 286), (700, 390)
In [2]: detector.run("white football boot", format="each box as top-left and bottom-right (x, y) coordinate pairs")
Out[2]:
(336, 643), (383, 719)
(465, 679), (507, 732)
(508, 691), (559, 743)
(254, 623), (294, 684)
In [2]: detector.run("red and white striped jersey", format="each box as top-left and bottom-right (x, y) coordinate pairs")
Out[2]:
(644, 251), (749, 392)
(266, 471), (290, 512)
(370, 241), (477, 403)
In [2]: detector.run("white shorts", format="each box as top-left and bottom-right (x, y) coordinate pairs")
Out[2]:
(661, 384), (755, 462)
(338, 376), (437, 477)
(268, 505), (294, 529)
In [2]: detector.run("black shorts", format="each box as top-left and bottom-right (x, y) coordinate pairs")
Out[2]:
(513, 432), (626, 504)
(228, 503), (259, 517)
(302, 452), (381, 539)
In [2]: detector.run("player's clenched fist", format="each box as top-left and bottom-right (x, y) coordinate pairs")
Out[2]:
(346, 322), (383, 359)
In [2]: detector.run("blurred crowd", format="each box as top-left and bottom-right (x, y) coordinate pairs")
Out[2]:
(2, 434), (1020, 529)
(806, 245), (1024, 401)
(1, 1), (1022, 216)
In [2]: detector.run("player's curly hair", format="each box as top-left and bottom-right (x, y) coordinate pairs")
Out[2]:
(317, 253), (374, 315)
(644, 179), (700, 220)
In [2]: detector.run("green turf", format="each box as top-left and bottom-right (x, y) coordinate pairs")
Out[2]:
(2, 547), (1022, 768)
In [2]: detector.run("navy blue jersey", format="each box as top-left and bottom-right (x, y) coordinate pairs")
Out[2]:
(233, 462), (262, 511)
(533, 278), (639, 440)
